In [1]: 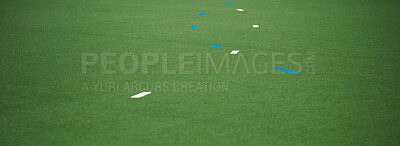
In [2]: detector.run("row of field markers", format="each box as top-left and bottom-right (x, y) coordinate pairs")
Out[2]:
(131, 2), (297, 99)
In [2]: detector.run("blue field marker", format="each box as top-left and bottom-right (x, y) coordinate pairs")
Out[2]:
(224, 2), (233, 5)
(274, 68), (299, 75)
(209, 44), (222, 49)
(190, 26), (197, 30)
(198, 13), (206, 16)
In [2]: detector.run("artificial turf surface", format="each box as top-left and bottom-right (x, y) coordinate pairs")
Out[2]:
(1, 0), (400, 145)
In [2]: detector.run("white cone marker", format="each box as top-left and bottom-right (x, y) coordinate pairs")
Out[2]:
(236, 9), (244, 12)
(131, 92), (152, 98)
(253, 25), (259, 28)
(230, 50), (240, 54)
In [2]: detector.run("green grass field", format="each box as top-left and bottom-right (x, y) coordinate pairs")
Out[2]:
(1, 0), (400, 145)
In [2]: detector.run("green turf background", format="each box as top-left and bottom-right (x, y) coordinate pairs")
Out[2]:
(1, 0), (400, 145)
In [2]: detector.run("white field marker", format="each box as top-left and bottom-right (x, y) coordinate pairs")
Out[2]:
(236, 9), (244, 12)
(230, 50), (240, 54)
(131, 92), (151, 98)
(253, 25), (259, 28)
